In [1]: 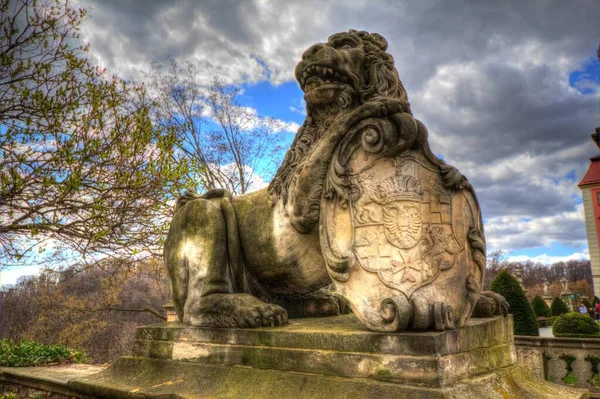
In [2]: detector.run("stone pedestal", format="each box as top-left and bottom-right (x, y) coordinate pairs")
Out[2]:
(67, 315), (588, 398)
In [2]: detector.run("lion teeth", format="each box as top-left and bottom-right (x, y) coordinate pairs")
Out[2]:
(300, 64), (350, 89)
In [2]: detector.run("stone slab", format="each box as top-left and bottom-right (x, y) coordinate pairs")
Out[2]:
(0, 364), (105, 398)
(69, 357), (589, 399)
(136, 314), (513, 356)
(133, 314), (516, 387)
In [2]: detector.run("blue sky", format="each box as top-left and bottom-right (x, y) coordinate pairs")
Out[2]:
(2, 0), (599, 285)
(570, 57), (600, 95)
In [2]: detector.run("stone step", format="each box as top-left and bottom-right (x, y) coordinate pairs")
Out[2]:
(133, 314), (516, 387)
(68, 357), (588, 399)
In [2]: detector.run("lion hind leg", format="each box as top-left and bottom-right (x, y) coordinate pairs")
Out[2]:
(164, 198), (232, 323)
(165, 196), (287, 328)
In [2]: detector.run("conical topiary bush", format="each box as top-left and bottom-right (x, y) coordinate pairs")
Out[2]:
(531, 295), (551, 318)
(551, 297), (570, 316)
(491, 270), (539, 336)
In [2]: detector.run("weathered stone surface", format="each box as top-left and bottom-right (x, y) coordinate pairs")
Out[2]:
(136, 314), (513, 355)
(69, 358), (589, 399)
(133, 315), (516, 387)
(64, 316), (588, 398)
(163, 30), (506, 333)
(0, 364), (104, 399)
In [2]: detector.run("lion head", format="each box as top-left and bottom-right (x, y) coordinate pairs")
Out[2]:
(269, 30), (411, 203)
(295, 30), (410, 112)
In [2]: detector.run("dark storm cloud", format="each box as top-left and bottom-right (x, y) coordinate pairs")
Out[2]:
(79, 0), (600, 254)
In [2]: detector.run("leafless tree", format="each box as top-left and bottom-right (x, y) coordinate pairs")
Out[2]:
(145, 60), (285, 195)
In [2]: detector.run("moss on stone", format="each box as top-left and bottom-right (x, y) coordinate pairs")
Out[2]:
(375, 367), (392, 380)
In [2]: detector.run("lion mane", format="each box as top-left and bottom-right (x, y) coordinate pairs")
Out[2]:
(268, 30), (412, 204)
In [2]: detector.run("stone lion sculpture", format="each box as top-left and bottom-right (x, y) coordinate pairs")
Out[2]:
(164, 30), (507, 331)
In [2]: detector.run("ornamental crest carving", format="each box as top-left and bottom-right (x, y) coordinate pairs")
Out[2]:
(351, 164), (462, 299)
(320, 116), (484, 332)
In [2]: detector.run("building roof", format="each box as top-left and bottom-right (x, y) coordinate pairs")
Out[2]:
(579, 155), (600, 187)
(578, 127), (600, 188)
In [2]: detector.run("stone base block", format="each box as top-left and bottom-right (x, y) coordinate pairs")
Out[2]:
(68, 315), (588, 398)
(132, 314), (516, 387)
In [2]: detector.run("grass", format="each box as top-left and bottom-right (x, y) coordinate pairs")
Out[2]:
(0, 339), (87, 367)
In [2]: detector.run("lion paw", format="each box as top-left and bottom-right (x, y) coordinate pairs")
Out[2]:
(472, 291), (509, 318)
(188, 293), (288, 328)
(271, 288), (351, 319)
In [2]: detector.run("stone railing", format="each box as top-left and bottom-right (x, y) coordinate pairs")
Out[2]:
(515, 335), (600, 397)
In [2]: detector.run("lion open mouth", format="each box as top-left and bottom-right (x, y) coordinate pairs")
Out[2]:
(299, 64), (350, 92)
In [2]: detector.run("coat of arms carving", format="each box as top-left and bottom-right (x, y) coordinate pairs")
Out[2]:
(352, 161), (462, 299)
(320, 116), (485, 332)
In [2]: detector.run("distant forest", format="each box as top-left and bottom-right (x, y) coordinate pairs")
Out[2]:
(484, 251), (594, 300)
(0, 260), (169, 364)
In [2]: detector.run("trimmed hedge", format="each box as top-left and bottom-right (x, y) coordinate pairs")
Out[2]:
(0, 339), (87, 367)
(491, 270), (539, 336)
(531, 296), (551, 318)
(552, 312), (600, 338)
(550, 297), (570, 316)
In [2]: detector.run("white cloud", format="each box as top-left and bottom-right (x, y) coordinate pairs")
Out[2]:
(485, 203), (587, 251)
(506, 251), (590, 265)
(201, 103), (299, 134)
(279, 121), (301, 134)
(0, 266), (43, 286)
(289, 106), (306, 116)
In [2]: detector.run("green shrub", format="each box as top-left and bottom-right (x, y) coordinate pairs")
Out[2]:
(491, 270), (539, 336)
(550, 297), (570, 316)
(593, 296), (600, 306)
(531, 296), (551, 318)
(553, 313), (600, 337)
(0, 339), (87, 367)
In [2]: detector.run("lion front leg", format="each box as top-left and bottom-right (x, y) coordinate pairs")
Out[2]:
(164, 197), (287, 328)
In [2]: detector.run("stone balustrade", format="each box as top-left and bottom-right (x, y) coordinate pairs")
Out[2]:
(515, 335), (600, 397)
